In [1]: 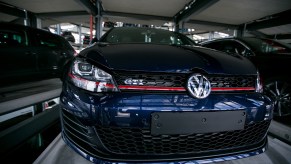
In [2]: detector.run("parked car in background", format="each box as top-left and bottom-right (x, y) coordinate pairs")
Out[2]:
(0, 22), (75, 86)
(82, 35), (90, 44)
(201, 37), (291, 116)
(61, 31), (75, 43)
(60, 27), (273, 163)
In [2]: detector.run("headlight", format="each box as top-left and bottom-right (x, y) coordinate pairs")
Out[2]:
(69, 58), (118, 92)
(255, 71), (263, 93)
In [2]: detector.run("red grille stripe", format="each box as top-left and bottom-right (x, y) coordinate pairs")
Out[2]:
(212, 87), (255, 91)
(118, 85), (186, 91)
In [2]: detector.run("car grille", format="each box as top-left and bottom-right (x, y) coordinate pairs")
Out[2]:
(208, 76), (255, 88)
(61, 109), (105, 156)
(62, 108), (269, 160)
(96, 120), (270, 155)
(114, 72), (186, 87)
(114, 71), (256, 90)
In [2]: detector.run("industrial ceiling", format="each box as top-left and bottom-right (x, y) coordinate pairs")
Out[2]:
(0, 0), (291, 41)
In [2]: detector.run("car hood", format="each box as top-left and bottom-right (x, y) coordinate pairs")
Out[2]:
(80, 43), (257, 75)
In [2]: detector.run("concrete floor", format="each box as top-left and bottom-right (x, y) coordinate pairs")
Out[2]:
(34, 133), (291, 164)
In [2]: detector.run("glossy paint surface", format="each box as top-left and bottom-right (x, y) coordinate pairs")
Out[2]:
(60, 28), (273, 163)
(60, 82), (272, 163)
(61, 83), (273, 128)
(81, 44), (256, 75)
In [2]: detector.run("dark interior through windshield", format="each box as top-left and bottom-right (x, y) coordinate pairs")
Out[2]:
(101, 27), (196, 46)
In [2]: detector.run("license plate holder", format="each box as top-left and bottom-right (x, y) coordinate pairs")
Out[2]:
(151, 110), (246, 135)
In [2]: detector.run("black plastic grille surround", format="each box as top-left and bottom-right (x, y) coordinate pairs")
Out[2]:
(114, 71), (256, 89)
(61, 109), (104, 156)
(208, 76), (255, 88)
(114, 72), (186, 87)
(96, 121), (270, 155)
(62, 108), (269, 160)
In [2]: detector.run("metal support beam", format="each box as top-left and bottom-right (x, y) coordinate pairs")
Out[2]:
(271, 34), (291, 40)
(236, 24), (245, 37)
(103, 11), (236, 30)
(209, 31), (214, 40)
(95, 0), (102, 39)
(78, 24), (82, 45)
(243, 30), (291, 40)
(90, 15), (94, 41)
(233, 29), (237, 37)
(103, 11), (172, 22)
(174, 16), (179, 32)
(0, 2), (26, 18)
(0, 2), (43, 28)
(95, 17), (102, 39)
(56, 24), (61, 35)
(36, 18), (42, 29)
(28, 12), (39, 27)
(248, 31), (270, 38)
(174, 23), (179, 32)
(174, 0), (219, 24)
(187, 19), (237, 29)
(244, 9), (291, 31)
(23, 9), (29, 26)
(0, 2), (36, 26)
(74, 0), (98, 16)
(37, 11), (88, 17)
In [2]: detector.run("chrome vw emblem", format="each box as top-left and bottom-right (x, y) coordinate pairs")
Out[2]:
(187, 74), (211, 99)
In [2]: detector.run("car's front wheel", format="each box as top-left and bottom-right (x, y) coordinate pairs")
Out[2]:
(264, 78), (291, 116)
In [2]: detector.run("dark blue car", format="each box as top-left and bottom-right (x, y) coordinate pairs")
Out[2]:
(60, 27), (273, 163)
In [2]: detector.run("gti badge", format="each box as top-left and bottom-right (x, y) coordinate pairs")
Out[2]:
(124, 78), (144, 85)
(187, 74), (211, 99)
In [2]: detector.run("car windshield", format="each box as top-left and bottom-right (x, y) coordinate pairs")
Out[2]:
(100, 27), (196, 46)
(241, 37), (291, 54)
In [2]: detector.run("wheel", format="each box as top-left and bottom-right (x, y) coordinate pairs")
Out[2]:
(264, 79), (291, 116)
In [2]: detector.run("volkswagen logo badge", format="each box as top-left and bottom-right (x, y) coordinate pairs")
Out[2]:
(187, 74), (211, 99)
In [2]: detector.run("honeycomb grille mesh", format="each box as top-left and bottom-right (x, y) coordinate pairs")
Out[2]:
(96, 121), (270, 155)
(208, 76), (255, 88)
(114, 72), (256, 89)
(62, 109), (269, 159)
(114, 72), (186, 87)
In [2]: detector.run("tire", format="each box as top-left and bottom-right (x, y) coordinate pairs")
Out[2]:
(264, 78), (291, 116)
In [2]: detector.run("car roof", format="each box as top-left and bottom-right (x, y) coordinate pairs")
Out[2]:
(200, 37), (239, 44)
(0, 22), (62, 37)
(200, 37), (273, 45)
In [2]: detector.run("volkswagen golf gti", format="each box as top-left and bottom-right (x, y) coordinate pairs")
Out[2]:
(60, 27), (273, 163)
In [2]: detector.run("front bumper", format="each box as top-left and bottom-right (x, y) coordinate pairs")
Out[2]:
(60, 83), (273, 163)
(62, 134), (267, 164)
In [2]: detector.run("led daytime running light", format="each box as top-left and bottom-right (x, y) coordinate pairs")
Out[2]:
(70, 58), (118, 92)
